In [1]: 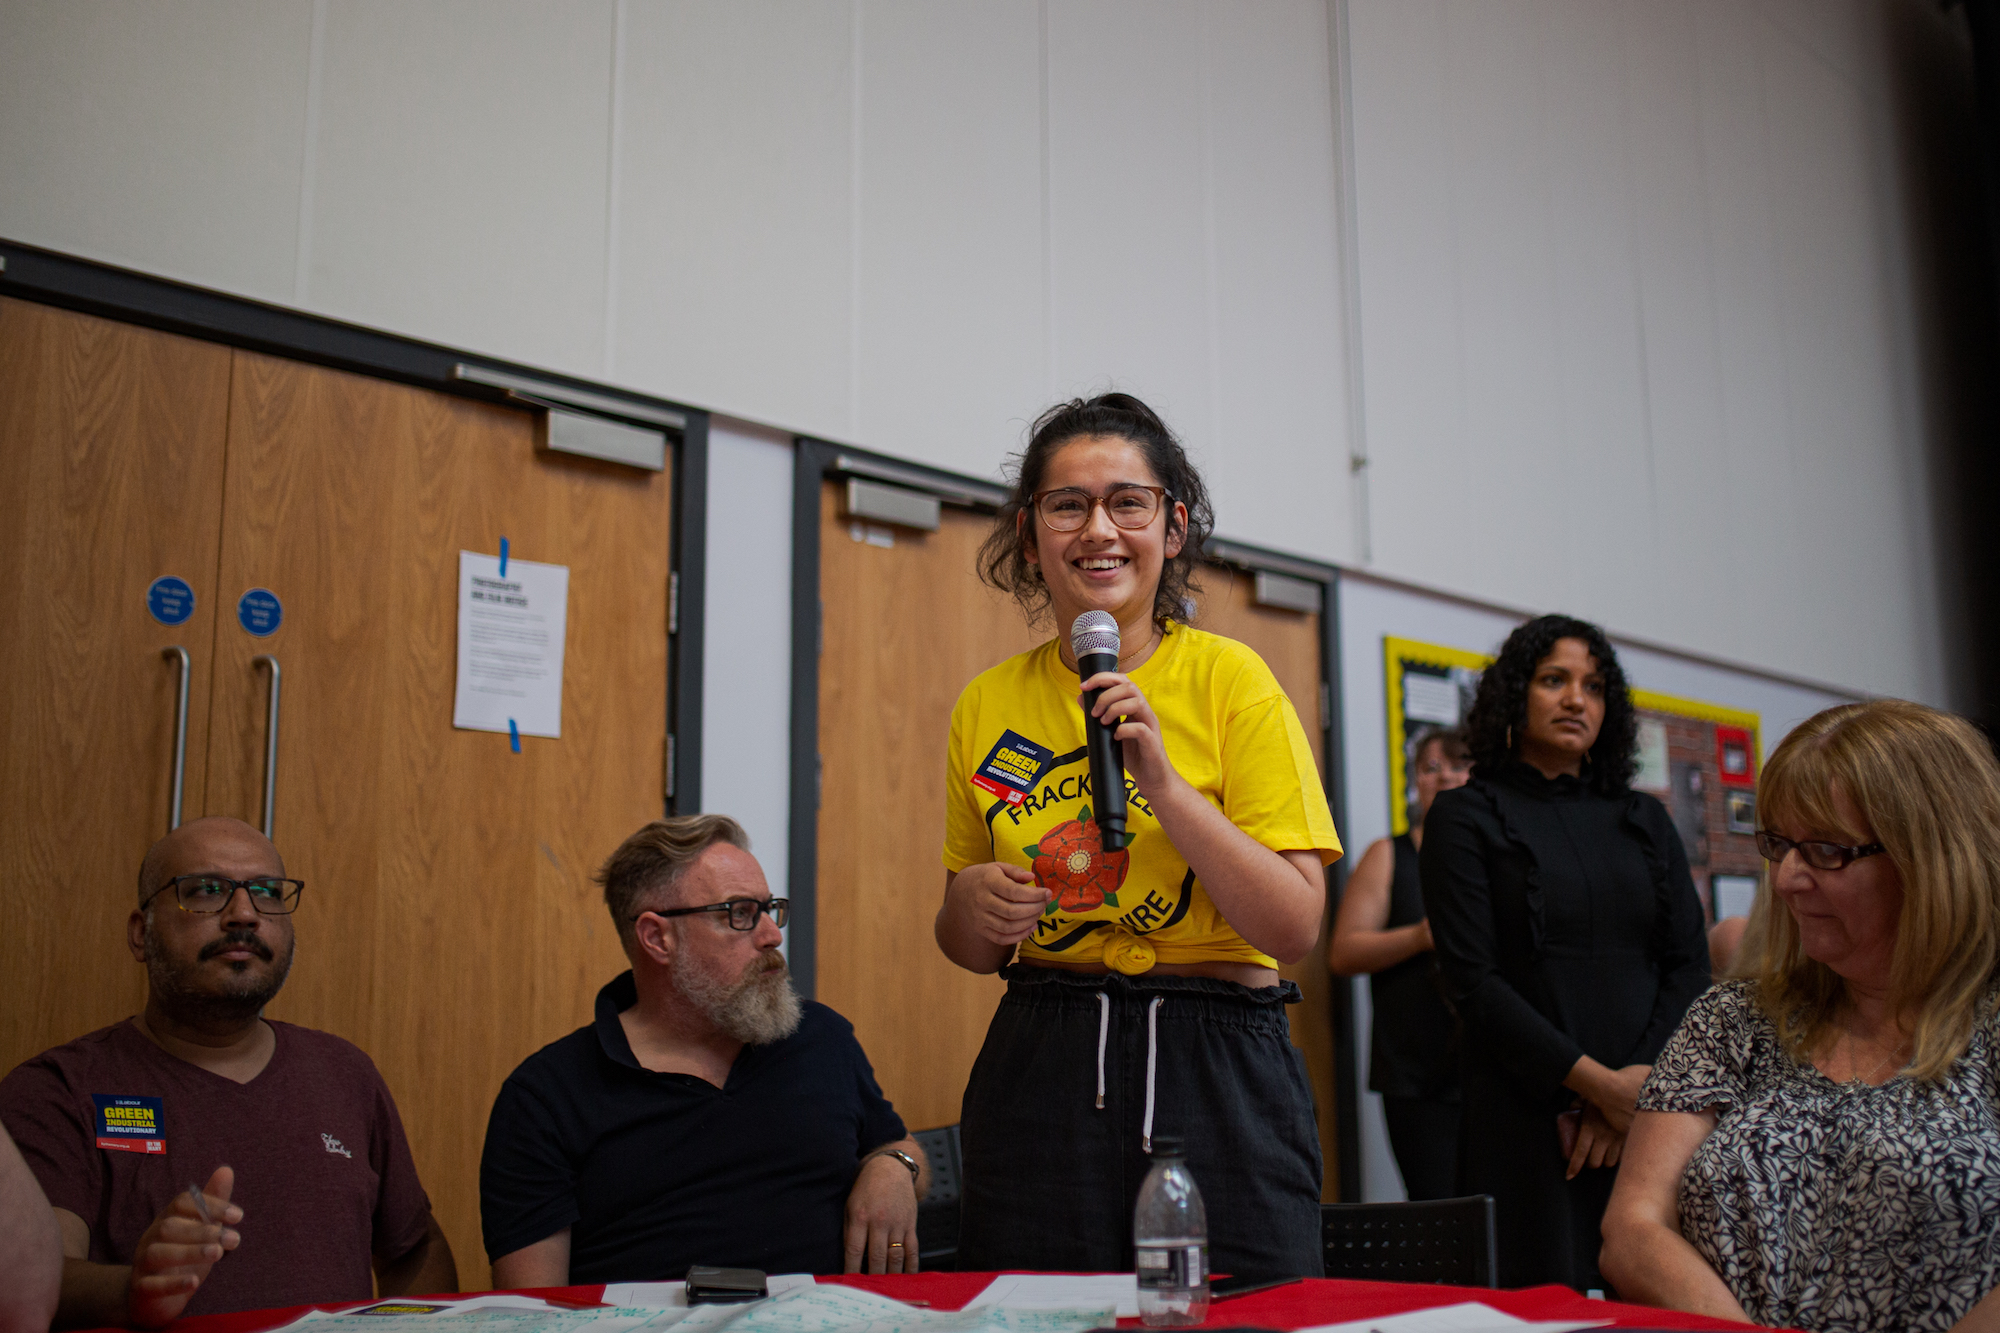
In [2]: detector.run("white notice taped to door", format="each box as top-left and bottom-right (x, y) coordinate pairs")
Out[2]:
(454, 549), (569, 738)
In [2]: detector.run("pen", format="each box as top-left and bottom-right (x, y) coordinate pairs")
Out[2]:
(185, 1183), (213, 1226)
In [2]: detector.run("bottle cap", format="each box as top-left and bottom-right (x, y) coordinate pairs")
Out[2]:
(1148, 1135), (1186, 1159)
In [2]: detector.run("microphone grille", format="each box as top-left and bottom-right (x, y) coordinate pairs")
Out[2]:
(1071, 610), (1121, 662)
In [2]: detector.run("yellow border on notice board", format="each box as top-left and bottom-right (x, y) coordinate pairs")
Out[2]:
(1383, 637), (1765, 836)
(1630, 688), (1762, 745)
(1384, 636), (1493, 836)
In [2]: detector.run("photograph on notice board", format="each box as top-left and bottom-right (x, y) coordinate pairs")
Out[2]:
(1383, 635), (1765, 920)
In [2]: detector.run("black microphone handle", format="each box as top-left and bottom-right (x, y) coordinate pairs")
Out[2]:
(1077, 648), (1129, 852)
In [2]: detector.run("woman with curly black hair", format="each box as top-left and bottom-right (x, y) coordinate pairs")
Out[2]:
(936, 393), (1342, 1284)
(1421, 614), (1709, 1291)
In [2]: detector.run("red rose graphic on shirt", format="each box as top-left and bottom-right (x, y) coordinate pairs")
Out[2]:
(1025, 807), (1129, 914)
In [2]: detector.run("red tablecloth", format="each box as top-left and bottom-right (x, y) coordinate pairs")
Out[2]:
(120, 1273), (1768, 1333)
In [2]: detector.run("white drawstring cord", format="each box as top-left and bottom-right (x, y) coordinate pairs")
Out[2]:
(1095, 993), (1111, 1109)
(1141, 997), (1164, 1151)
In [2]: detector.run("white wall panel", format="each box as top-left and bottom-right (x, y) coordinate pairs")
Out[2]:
(1205, 2), (1354, 565)
(1340, 0), (1464, 569)
(0, 0), (312, 302)
(305, 0), (615, 378)
(701, 418), (796, 930)
(850, 0), (1045, 482)
(1756, 8), (1947, 701)
(1624, 1), (1732, 644)
(1345, 0), (1964, 705)
(614, 0), (854, 435)
(1045, 2), (1212, 450)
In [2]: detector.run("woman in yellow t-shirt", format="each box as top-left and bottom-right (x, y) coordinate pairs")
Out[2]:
(936, 393), (1343, 1281)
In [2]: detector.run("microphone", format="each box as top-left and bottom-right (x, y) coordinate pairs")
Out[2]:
(1071, 611), (1130, 853)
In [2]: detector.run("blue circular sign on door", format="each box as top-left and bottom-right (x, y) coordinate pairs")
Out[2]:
(146, 576), (196, 626)
(237, 588), (283, 637)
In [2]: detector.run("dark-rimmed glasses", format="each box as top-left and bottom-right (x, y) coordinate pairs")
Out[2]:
(1031, 486), (1171, 533)
(141, 875), (306, 915)
(637, 897), (790, 931)
(1755, 832), (1885, 872)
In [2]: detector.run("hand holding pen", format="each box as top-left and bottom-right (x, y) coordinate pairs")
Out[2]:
(124, 1165), (241, 1329)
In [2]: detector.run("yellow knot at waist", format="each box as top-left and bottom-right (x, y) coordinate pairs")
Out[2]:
(1101, 930), (1156, 975)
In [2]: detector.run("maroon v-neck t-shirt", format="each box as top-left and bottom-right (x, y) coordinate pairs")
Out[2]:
(0, 1019), (432, 1315)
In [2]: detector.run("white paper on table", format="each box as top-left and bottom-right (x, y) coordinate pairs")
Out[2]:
(285, 1297), (571, 1320)
(1295, 1301), (1610, 1333)
(453, 550), (569, 738)
(271, 1297), (682, 1333)
(670, 1284), (1112, 1333)
(603, 1276), (819, 1310)
(963, 1274), (1138, 1320)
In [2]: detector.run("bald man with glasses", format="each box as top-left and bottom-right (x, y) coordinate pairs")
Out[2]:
(0, 816), (455, 1328)
(480, 815), (926, 1286)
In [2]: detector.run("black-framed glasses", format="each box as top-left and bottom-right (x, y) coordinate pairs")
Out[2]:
(141, 875), (306, 915)
(637, 897), (790, 931)
(1031, 486), (1171, 533)
(1755, 832), (1886, 872)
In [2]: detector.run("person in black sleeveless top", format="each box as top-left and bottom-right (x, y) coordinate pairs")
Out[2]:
(1329, 728), (1471, 1200)
(1421, 615), (1709, 1292)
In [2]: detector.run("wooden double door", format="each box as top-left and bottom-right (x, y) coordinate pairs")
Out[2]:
(0, 297), (671, 1288)
(814, 479), (1342, 1197)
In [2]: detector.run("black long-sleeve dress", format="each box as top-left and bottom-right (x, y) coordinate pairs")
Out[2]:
(1420, 761), (1711, 1291)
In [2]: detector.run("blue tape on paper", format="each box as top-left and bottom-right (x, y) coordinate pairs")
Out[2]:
(499, 537), (509, 578)
(509, 719), (521, 753)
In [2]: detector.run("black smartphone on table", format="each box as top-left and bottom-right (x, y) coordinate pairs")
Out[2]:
(685, 1266), (768, 1304)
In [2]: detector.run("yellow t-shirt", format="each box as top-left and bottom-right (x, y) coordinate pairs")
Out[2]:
(942, 622), (1343, 973)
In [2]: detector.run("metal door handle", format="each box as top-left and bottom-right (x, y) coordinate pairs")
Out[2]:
(162, 647), (190, 831)
(253, 655), (281, 839)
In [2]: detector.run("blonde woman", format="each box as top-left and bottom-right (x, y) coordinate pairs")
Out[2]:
(1601, 699), (2000, 1332)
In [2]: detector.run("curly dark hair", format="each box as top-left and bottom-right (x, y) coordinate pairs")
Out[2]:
(977, 393), (1215, 629)
(1463, 614), (1638, 794)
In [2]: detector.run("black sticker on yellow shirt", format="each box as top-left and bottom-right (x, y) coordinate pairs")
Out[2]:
(93, 1094), (164, 1154)
(971, 729), (1053, 806)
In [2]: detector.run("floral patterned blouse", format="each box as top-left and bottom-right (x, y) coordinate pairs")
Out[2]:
(1638, 979), (2000, 1333)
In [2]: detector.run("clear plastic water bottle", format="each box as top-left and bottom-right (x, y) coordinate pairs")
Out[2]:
(1134, 1136), (1209, 1327)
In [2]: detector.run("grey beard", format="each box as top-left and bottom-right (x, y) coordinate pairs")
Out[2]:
(143, 925), (292, 1026)
(674, 949), (802, 1046)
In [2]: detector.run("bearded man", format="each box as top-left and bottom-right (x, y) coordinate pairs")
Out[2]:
(0, 817), (455, 1328)
(480, 815), (925, 1285)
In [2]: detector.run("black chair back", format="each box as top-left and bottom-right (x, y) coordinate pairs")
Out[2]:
(1320, 1195), (1497, 1287)
(912, 1124), (963, 1271)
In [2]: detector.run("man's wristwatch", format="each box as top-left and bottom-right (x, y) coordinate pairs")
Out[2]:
(866, 1147), (922, 1190)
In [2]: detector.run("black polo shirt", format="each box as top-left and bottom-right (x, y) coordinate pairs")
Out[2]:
(479, 971), (906, 1280)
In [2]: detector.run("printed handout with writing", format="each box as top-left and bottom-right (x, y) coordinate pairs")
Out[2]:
(274, 1284), (1111, 1333)
(672, 1283), (1112, 1333)
(1296, 1301), (1610, 1333)
(454, 550), (569, 738)
(275, 1296), (671, 1333)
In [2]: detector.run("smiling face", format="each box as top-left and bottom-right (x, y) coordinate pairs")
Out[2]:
(1769, 790), (1904, 989)
(1516, 637), (1606, 775)
(128, 817), (296, 1025)
(1020, 434), (1186, 641)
